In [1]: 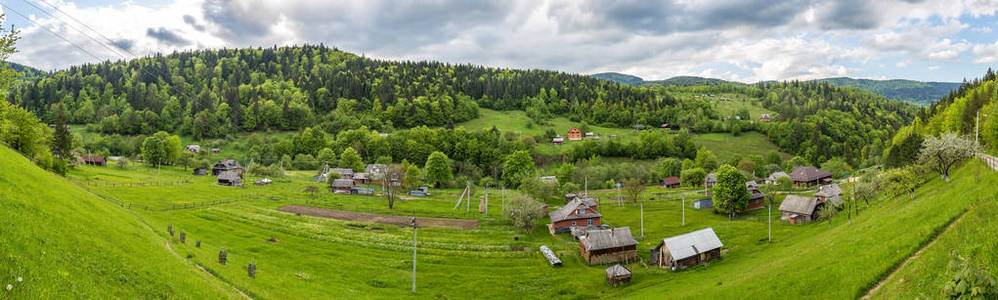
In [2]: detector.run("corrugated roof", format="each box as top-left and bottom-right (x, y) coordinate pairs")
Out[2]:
(217, 171), (240, 181)
(581, 227), (637, 251)
(549, 198), (601, 222)
(332, 179), (354, 188)
(814, 184), (842, 197)
(662, 176), (680, 185)
(660, 228), (723, 261)
(779, 195), (819, 215)
(329, 168), (355, 175)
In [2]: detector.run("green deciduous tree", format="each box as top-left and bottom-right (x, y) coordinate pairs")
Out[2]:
(695, 147), (719, 172)
(504, 194), (545, 231)
(423, 151), (452, 187)
(713, 164), (749, 217)
(680, 167), (707, 188)
(658, 157), (682, 178)
(339, 147), (364, 172)
(502, 150), (535, 187)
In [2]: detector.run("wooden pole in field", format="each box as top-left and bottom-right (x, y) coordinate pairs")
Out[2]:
(768, 195), (772, 243)
(682, 194), (685, 226)
(640, 199), (644, 238)
(411, 217), (417, 294)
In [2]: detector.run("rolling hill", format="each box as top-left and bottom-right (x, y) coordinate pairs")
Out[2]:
(0, 145), (237, 298)
(590, 72), (959, 105)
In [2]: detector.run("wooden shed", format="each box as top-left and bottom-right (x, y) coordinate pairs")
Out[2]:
(650, 228), (723, 270)
(779, 195), (821, 224)
(331, 179), (354, 194)
(212, 160), (242, 176)
(329, 168), (355, 180)
(216, 171), (241, 187)
(661, 176), (680, 188)
(693, 198), (713, 210)
(578, 227), (638, 265)
(605, 264), (632, 286)
(746, 181), (767, 210)
(81, 155), (106, 166)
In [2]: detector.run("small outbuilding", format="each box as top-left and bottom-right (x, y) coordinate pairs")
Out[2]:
(766, 171), (789, 184)
(578, 227), (638, 265)
(81, 155), (107, 166)
(815, 184), (844, 207)
(605, 264), (632, 286)
(693, 198), (713, 210)
(650, 228), (723, 270)
(779, 195), (821, 224)
(353, 172), (370, 185)
(253, 178), (273, 186)
(193, 168), (208, 176)
(552, 137), (564, 145)
(746, 181), (766, 210)
(331, 179), (354, 193)
(217, 171), (242, 187)
(186, 145), (200, 153)
(351, 187), (375, 195)
(661, 176), (681, 188)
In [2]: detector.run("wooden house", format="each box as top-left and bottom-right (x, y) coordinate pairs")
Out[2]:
(815, 184), (844, 207)
(81, 155), (106, 166)
(353, 172), (370, 185)
(578, 227), (638, 265)
(364, 164), (386, 183)
(548, 197), (601, 233)
(331, 179), (354, 194)
(789, 166), (832, 187)
(745, 181), (766, 210)
(216, 171), (241, 187)
(186, 144), (200, 153)
(779, 195), (821, 224)
(567, 127), (582, 141)
(329, 168), (355, 180)
(193, 168), (208, 176)
(703, 173), (717, 188)
(661, 176), (681, 188)
(212, 160), (242, 176)
(584, 132), (599, 139)
(605, 264), (632, 286)
(649, 228), (723, 270)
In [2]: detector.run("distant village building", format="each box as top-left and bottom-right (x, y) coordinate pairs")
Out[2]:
(351, 187), (375, 195)
(217, 171), (242, 187)
(584, 132), (599, 140)
(814, 184), (844, 207)
(779, 195), (821, 224)
(212, 160), (242, 176)
(766, 171), (789, 185)
(650, 228), (723, 270)
(330, 179), (354, 193)
(578, 227), (638, 265)
(211, 148), (221, 153)
(549, 197), (601, 234)
(759, 114), (772, 122)
(193, 168), (208, 176)
(661, 176), (681, 188)
(745, 181), (766, 210)
(80, 155), (106, 166)
(789, 166), (832, 187)
(329, 168), (355, 180)
(703, 173), (717, 188)
(552, 137), (564, 145)
(633, 124), (646, 131)
(567, 127), (583, 141)
(605, 264), (632, 286)
(253, 178), (273, 186)
(365, 164), (387, 183)
(353, 173), (370, 185)
(539, 176), (559, 184)
(186, 145), (200, 153)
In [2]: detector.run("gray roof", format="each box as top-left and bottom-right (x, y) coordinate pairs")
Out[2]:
(768, 172), (789, 181)
(606, 264), (631, 277)
(779, 195), (819, 215)
(217, 171), (240, 181)
(789, 166), (832, 182)
(331, 179), (354, 188)
(215, 160), (241, 169)
(581, 227), (638, 251)
(329, 168), (354, 175)
(658, 228), (723, 261)
(365, 164), (387, 173)
(353, 173), (368, 180)
(816, 184), (844, 206)
(539, 176), (559, 183)
(705, 173), (717, 183)
(549, 198), (601, 223)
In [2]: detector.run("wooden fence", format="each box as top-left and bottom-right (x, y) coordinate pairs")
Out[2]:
(84, 179), (192, 187)
(982, 154), (998, 171)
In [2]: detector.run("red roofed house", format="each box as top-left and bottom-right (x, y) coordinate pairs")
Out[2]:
(548, 197), (601, 234)
(81, 155), (107, 166)
(661, 176), (681, 188)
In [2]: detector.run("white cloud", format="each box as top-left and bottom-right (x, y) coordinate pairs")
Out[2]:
(972, 40), (998, 62)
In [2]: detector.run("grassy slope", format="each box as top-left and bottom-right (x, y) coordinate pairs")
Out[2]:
(620, 160), (997, 298)
(0, 146), (236, 298)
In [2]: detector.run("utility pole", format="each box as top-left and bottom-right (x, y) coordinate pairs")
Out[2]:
(640, 199), (644, 238)
(584, 176), (588, 196)
(849, 187), (854, 225)
(768, 195), (772, 242)
(484, 186), (489, 216)
(616, 183), (622, 207)
(682, 194), (685, 226)
(411, 217), (417, 294)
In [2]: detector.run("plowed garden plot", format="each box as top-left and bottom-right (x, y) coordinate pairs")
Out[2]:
(277, 205), (479, 230)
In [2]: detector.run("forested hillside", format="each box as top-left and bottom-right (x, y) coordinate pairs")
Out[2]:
(815, 77), (960, 106)
(9, 45), (665, 139)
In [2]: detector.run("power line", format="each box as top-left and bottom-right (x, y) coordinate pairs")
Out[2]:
(20, 0), (129, 59)
(1, 2), (103, 60)
(32, 0), (138, 58)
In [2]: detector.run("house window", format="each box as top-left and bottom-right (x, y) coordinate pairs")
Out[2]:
(588, 219), (594, 226)
(571, 221), (577, 226)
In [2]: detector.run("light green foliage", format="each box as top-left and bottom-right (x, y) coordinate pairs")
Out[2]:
(658, 157), (682, 178)
(712, 164), (748, 215)
(556, 163), (575, 185)
(695, 147), (719, 172)
(316, 148), (336, 166)
(821, 157), (853, 179)
(766, 150), (783, 166)
(680, 167), (707, 187)
(503, 194), (545, 231)
(424, 151), (452, 187)
(817, 204), (838, 227)
(375, 155), (392, 165)
(404, 164), (422, 188)
(775, 176), (793, 191)
(116, 157), (129, 169)
(882, 167), (919, 200)
(561, 182), (580, 194)
(339, 147), (364, 172)
(502, 150), (535, 187)
(943, 252), (998, 299)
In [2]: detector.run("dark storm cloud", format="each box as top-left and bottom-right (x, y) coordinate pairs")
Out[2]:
(110, 39), (134, 52)
(183, 14), (206, 32)
(146, 27), (192, 46)
(201, 0), (278, 40)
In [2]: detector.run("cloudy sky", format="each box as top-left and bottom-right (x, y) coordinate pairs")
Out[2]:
(2, 0), (998, 83)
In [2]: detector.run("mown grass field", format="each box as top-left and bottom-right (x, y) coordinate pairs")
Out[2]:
(691, 132), (786, 161)
(47, 157), (998, 298)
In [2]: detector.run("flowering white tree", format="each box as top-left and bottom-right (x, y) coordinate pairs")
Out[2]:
(919, 133), (978, 182)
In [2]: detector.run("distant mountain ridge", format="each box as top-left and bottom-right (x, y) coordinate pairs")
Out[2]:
(589, 72), (959, 105)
